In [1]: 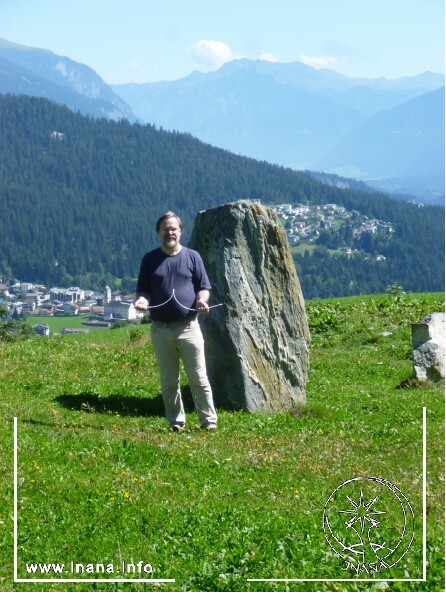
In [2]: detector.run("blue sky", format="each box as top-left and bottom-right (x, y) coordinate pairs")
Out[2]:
(1, 0), (444, 84)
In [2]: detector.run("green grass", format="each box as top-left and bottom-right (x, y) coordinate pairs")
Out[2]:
(26, 314), (107, 333)
(290, 244), (340, 256)
(1, 291), (444, 591)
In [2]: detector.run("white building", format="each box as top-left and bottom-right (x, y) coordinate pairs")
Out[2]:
(20, 283), (34, 293)
(63, 302), (79, 315)
(103, 301), (137, 321)
(104, 285), (112, 304)
(49, 287), (85, 302)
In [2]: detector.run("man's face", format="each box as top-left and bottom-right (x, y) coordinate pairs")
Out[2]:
(158, 217), (182, 250)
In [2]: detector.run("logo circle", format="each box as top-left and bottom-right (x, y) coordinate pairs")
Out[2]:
(323, 476), (414, 569)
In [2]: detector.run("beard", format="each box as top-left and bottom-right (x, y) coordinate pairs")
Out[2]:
(163, 237), (178, 249)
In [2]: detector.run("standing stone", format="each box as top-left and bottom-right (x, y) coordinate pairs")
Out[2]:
(411, 312), (445, 382)
(189, 200), (310, 412)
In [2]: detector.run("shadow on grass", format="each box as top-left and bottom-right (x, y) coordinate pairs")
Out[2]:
(55, 386), (196, 417)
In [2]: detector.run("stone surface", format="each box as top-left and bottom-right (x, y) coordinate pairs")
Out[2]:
(189, 200), (310, 412)
(411, 312), (445, 382)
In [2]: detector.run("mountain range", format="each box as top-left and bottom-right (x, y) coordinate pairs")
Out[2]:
(315, 87), (445, 199)
(0, 38), (136, 121)
(0, 39), (444, 203)
(0, 37), (444, 205)
(112, 60), (444, 203)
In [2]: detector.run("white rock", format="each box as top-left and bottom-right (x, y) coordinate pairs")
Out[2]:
(412, 312), (445, 381)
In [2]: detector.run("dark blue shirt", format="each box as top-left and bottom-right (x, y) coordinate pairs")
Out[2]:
(136, 247), (211, 322)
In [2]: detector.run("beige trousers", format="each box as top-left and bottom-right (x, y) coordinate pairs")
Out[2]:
(150, 319), (217, 428)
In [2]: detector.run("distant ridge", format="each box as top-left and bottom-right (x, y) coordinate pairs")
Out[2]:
(314, 87), (445, 203)
(0, 37), (137, 121)
(111, 59), (444, 202)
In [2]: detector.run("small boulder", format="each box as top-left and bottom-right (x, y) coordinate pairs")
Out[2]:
(412, 312), (445, 382)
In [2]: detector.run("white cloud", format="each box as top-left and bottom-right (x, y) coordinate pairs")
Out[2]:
(298, 54), (337, 69)
(188, 40), (239, 70)
(258, 51), (279, 63)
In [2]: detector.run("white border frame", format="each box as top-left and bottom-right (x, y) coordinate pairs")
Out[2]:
(13, 408), (427, 584)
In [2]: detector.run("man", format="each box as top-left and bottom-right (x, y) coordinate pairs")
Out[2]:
(135, 212), (218, 432)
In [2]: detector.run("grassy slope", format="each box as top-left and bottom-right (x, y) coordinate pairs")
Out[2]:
(0, 291), (444, 591)
(26, 315), (102, 333)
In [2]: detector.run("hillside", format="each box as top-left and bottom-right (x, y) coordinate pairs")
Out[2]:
(1, 292), (444, 589)
(0, 37), (443, 203)
(315, 88), (445, 202)
(0, 95), (444, 298)
(111, 59), (445, 201)
(0, 37), (136, 121)
(112, 61), (365, 169)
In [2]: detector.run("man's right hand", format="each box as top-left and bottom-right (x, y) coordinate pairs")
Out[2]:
(134, 297), (149, 311)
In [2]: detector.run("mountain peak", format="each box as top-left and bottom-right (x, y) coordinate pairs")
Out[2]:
(0, 36), (53, 54)
(0, 38), (137, 121)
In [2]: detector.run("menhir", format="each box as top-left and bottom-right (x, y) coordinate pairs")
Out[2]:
(189, 200), (310, 412)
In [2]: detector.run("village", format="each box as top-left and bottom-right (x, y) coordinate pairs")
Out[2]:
(269, 202), (394, 257)
(0, 281), (142, 336)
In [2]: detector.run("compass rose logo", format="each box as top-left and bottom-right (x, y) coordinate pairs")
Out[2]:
(323, 477), (415, 573)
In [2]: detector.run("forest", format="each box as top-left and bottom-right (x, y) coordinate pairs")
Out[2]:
(0, 94), (444, 298)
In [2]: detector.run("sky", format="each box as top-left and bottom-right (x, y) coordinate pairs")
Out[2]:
(1, 0), (444, 84)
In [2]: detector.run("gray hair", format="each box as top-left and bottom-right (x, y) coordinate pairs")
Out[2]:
(155, 211), (184, 233)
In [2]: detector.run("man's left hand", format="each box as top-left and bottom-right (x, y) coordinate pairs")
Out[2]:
(196, 300), (209, 313)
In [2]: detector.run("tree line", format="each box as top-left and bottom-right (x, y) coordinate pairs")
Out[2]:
(0, 95), (443, 298)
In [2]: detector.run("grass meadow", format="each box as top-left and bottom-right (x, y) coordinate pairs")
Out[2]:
(1, 290), (444, 592)
(25, 315), (107, 333)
